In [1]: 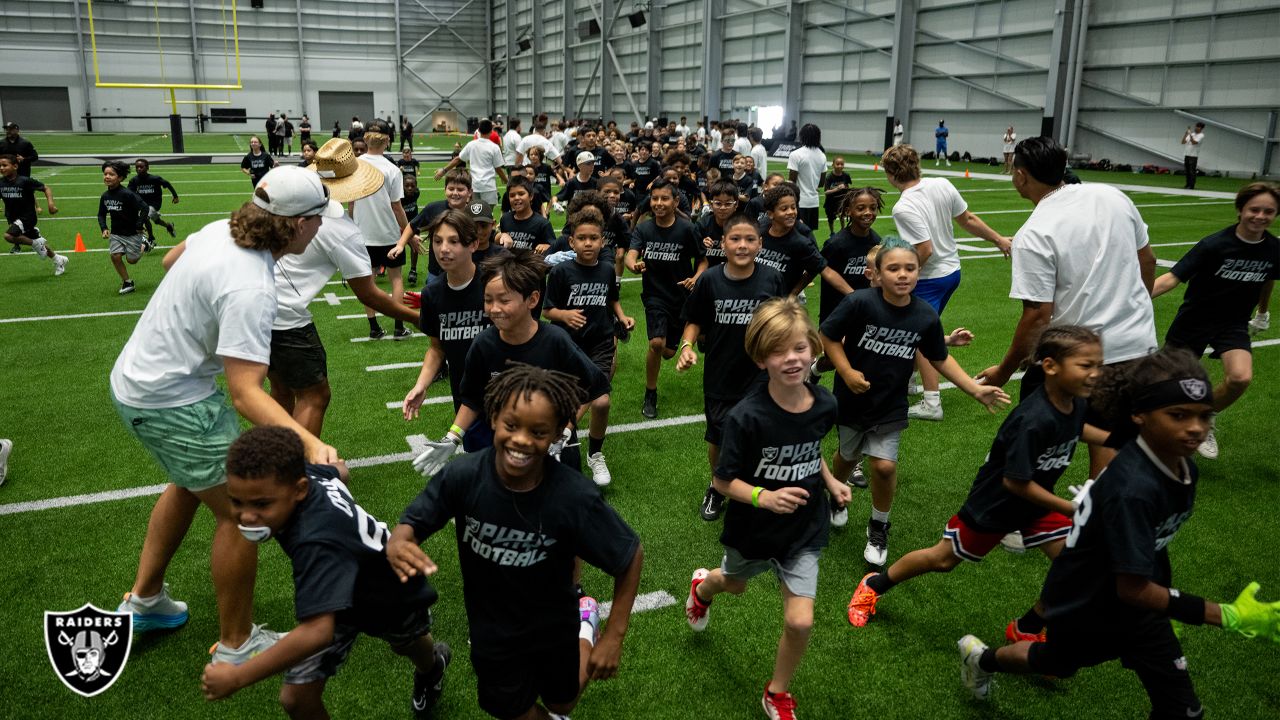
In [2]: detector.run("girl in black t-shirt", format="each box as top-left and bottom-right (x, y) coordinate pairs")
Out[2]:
(847, 326), (1106, 631)
(822, 156), (852, 234)
(239, 136), (276, 188)
(684, 298), (850, 720)
(955, 348), (1278, 714)
(818, 186), (883, 325)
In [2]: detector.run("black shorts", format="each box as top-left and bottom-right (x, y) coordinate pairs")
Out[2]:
(285, 605), (433, 685)
(798, 206), (819, 229)
(366, 243), (407, 269)
(472, 638), (580, 719)
(1166, 323), (1251, 359)
(1029, 612), (1201, 719)
(703, 396), (739, 445)
(5, 221), (39, 239)
(269, 323), (328, 389)
(642, 301), (684, 347)
(576, 335), (617, 377)
(1020, 358), (1140, 431)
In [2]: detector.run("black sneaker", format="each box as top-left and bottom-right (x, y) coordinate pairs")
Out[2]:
(369, 326), (387, 340)
(407, 269), (418, 286)
(142, 235), (156, 253)
(119, 280), (136, 295)
(849, 462), (867, 489)
(700, 485), (725, 522)
(864, 519), (891, 566)
(393, 327), (413, 340)
(165, 221), (176, 237)
(641, 390), (658, 419)
(412, 641), (452, 719)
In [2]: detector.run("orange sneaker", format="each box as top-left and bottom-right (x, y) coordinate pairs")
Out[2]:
(847, 573), (881, 627)
(1004, 619), (1047, 643)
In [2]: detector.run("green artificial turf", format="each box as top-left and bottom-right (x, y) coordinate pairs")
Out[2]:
(2, 155), (1277, 719)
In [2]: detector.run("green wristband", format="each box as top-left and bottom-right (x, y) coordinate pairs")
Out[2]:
(751, 486), (764, 507)
(449, 424), (464, 437)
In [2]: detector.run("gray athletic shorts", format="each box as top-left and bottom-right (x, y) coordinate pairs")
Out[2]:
(837, 424), (901, 462)
(109, 233), (146, 261)
(721, 546), (821, 599)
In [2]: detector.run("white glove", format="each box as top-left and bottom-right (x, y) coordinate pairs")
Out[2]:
(699, 204), (712, 217)
(1249, 311), (1269, 336)
(1068, 478), (1095, 510)
(412, 431), (462, 477)
(552, 201), (566, 214)
(548, 426), (574, 461)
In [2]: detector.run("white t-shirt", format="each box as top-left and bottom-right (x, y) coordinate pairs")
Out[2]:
(515, 133), (561, 165)
(695, 126), (707, 141)
(1010, 184), (1157, 364)
(110, 220), (276, 409)
(675, 123), (690, 137)
(733, 136), (752, 157)
(750, 143), (769, 176)
(1002, 132), (1017, 153)
(786, 145), (828, 209)
(709, 128), (722, 149)
(893, 123), (904, 143)
(274, 215), (373, 330)
(459, 138), (506, 194)
(353, 154), (404, 247)
(891, 177), (968, 279)
(502, 129), (522, 166)
(550, 130), (570, 153)
(1184, 131), (1205, 158)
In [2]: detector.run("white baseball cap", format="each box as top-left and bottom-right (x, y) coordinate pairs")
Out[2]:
(576, 152), (597, 165)
(252, 166), (344, 218)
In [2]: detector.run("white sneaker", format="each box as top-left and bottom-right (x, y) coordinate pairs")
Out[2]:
(210, 624), (285, 665)
(1198, 423), (1218, 460)
(31, 236), (48, 258)
(907, 400), (943, 421)
(1249, 311), (1269, 336)
(958, 634), (994, 700)
(864, 519), (890, 566)
(53, 254), (68, 276)
(586, 452), (612, 487)
(0, 438), (12, 486)
(831, 505), (849, 528)
(849, 462), (867, 488)
(999, 531), (1026, 554)
(118, 583), (189, 631)
(907, 372), (923, 395)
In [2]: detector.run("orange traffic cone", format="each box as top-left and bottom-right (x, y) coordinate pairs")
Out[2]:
(964, 168), (971, 178)
(872, 163), (879, 171)
(73, 233), (87, 252)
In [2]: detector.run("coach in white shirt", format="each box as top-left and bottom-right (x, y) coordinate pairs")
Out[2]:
(977, 136), (1157, 476)
(786, 123), (828, 230)
(503, 118), (524, 170)
(353, 119), (411, 339)
(437, 118), (509, 206)
(515, 121), (562, 168)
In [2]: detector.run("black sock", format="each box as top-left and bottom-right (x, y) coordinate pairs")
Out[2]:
(978, 648), (1002, 673)
(645, 388), (657, 399)
(588, 436), (604, 456)
(866, 571), (896, 595)
(394, 319), (405, 332)
(368, 317), (381, 331)
(1017, 607), (1046, 634)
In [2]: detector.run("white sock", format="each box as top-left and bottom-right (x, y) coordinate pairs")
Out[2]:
(578, 620), (596, 645)
(871, 508), (890, 524)
(131, 590), (162, 606)
(922, 390), (941, 406)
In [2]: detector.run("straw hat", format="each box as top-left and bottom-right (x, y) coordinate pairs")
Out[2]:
(308, 138), (384, 202)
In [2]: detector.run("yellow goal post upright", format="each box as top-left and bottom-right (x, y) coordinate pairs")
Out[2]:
(85, 0), (243, 152)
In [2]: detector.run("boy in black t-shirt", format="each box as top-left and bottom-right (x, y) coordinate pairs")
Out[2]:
(544, 208), (635, 486)
(684, 298), (850, 720)
(625, 178), (708, 419)
(1151, 182), (1280, 460)
(956, 348), (1280, 713)
(821, 156), (852, 235)
(403, 168), (474, 278)
(99, 160), (151, 295)
(201, 427), (448, 719)
(695, 180), (742, 267)
(557, 152), (599, 210)
(678, 214), (786, 521)
(0, 154), (65, 273)
(760, 183), (849, 298)
(128, 158), (179, 242)
(819, 237), (1008, 566)
(709, 134), (738, 175)
(624, 144), (662, 196)
(390, 365), (644, 720)
(397, 147), (421, 178)
(400, 173), (423, 285)
(498, 176), (556, 253)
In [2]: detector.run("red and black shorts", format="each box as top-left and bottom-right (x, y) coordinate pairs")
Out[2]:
(943, 512), (1072, 561)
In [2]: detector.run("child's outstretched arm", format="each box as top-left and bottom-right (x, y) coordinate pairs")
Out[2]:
(588, 545), (644, 680)
(1116, 576), (1280, 643)
(386, 523), (440, 582)
(201, 613), (336, 701)
(933, 355), (1010, 412)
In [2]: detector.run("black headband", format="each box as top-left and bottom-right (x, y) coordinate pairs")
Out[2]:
(1132, 378), (1214, 413)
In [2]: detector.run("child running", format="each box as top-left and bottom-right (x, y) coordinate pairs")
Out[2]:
(1151, 181), (1280, 460)
(99, 160), (151, 295)
(625, 178), (707, 419)
(818, 187), (883, 325)
(543, 207), (635, 485)
(677, 214), (786, 521)
(696, 180), (742, 268)
(684, 298), (851, 720)
(847, 326), (1107, 630)
(128, 158), (179, 243)
(390, 365), (644, 720)
(200, 427), (449, 719)
(758, 183), (850, 299)
(0, 153), (65, 275)
(498, 175), (556, 253)
(957, 347), (1280, 714)
(818, 237), (1009, 566)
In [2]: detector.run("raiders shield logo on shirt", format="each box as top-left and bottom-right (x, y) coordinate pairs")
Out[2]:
(44, 604), (133, 697)
(761, 447), (779, 461)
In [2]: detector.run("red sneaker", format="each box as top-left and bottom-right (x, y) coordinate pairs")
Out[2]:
(847, 573), (881, 627)
(685, 568), (711, 631)
(1005, 619), (1047, 643)
(762, 685), (798, 720)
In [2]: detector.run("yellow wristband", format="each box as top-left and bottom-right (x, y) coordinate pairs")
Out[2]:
(751, 486), (764, 507)
(449, 424), (464, 437)
(679, 339), (693, 352)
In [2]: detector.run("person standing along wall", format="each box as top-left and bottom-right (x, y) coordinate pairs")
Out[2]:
(1181, 123), (1205, 190)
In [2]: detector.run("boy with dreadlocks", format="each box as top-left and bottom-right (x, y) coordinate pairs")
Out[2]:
(390, 365), (644, 720)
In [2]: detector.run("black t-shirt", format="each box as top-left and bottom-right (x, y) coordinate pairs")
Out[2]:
(399, 448), (640, 657)
(544, 258), (620, 345)
(634, 187), (693, 218)
(683, 264), (786, 400)
(501, 185), (548, 217)
(1039, 439), (1197, 622)
(734, 171), (763, 199)
(0, 174), (44, 228)
(98, 186), (147, 236)
(420, 271), (490, 406)
(298, 121), (312, 139)
(396, 157), (421, 177)
(959, 389), (1087, 532)
(629, 216), (704, 309)
(240, 151), (277, 185)
(819, 227), (879, 321)
(625, 158), (662, 194)
(400, 186), (421, 220)
(499, 211), (556, 252)
(614, 189), (636, 218)
(459, 323), (611, 435)
(716, 383), (838, 560)
(1169, 225), (1280, 336)
(411, 199), (455, 276)
(570, 148), (614, 172)
(277, 464), (437, 634)
(549, 215), (626, 263)
(126, 174), (177, 210)
(822, 172), (852, 208)
(0, 136), (38, 176)
(557, 175), (597, 204)
(758, 226), (827, 293)
(530, 163), (555, 199)
(709, 150), (737, 174)
(818, 288), (947, 431)
(695, 214), (728, 267)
